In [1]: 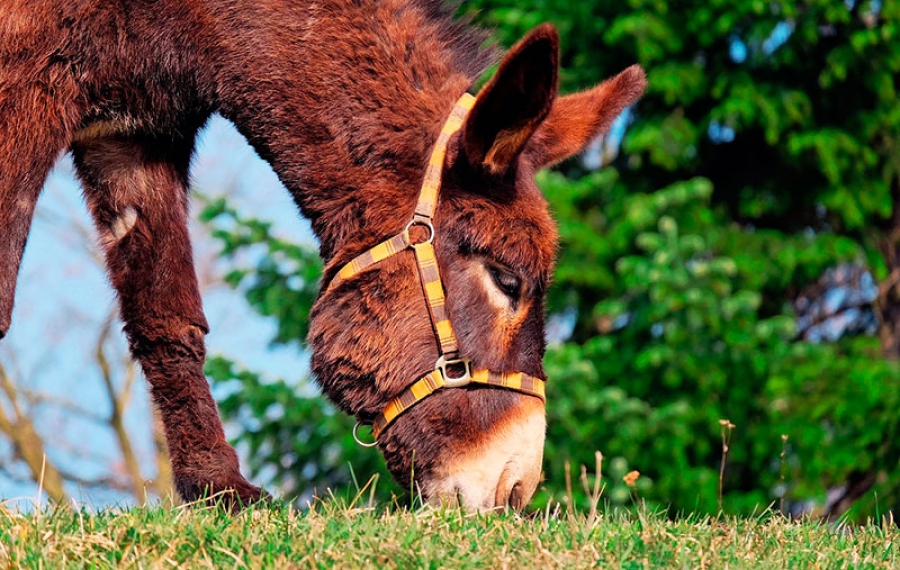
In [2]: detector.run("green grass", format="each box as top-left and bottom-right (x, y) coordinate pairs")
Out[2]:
(0, 498), (896, 569)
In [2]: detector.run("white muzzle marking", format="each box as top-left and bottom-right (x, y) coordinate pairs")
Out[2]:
(427, 399), (546, 510)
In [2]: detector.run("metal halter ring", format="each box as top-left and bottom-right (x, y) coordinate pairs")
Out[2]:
(436, 354), (473, 388)
(405, 216), (435, 245)
(353, 422), (379, 448)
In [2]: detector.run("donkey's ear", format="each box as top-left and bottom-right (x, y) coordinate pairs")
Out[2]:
(461, 24), (559, 176)
(527, 65), (647, 169)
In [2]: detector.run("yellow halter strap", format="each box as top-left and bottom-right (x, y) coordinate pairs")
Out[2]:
(325, 93), (546, 445)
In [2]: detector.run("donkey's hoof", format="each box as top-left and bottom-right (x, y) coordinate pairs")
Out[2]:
(175, 473), (268, 512)
(219, 480), (268, 512)
(213, 477), (267, 511)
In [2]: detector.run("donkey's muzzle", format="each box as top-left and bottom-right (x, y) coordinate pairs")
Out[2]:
(426, 396), (546, 510)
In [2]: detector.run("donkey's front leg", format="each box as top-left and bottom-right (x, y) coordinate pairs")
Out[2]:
(0, 153), (51, 339)
(0, 89), (79, 338)
(72, 133), (262, 509)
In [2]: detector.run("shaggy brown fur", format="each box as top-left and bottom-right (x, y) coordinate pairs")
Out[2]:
(0, 0), (646, 508)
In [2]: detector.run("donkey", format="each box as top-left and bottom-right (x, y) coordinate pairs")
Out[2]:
(0, 0), (646, 510)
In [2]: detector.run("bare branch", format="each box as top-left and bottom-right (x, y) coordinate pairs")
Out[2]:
(0, 363), (68, 503)
(55, 467), (135, 494)
(95, 312), (147, 501)
(14, 388), (107, 424)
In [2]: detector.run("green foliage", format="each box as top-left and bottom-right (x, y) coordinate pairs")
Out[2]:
(766, 338), (900, 517)
(469, 0), (900, 245)
(540, 174), (790, 513)
(537, 167), (899, 516)
(200, 197), (322, 346)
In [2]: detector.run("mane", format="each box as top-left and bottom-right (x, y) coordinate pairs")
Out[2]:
(265, 0), (500, 257)
(412, 0), (498, 80)
(310, 0), (497, 170)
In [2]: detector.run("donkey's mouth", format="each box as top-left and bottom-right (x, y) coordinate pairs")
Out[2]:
(424, 396), (546, 510)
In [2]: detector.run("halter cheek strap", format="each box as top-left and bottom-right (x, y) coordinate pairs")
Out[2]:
(325, 93), (547, 444)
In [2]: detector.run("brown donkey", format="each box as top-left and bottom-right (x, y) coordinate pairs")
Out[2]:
(0, 0), (646, 509)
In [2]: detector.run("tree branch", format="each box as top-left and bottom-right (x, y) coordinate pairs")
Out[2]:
(95, 312), (147, 501)
(0, 364), (68, 503)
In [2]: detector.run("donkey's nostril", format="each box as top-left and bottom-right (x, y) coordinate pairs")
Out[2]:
(491, 479), (525, 511)
(507, 481), (525, 510)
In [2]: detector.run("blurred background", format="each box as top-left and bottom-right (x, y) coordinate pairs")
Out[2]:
(1, 0), (897, 522)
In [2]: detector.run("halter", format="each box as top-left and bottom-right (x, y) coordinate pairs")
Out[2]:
(325, 93), (547, 446)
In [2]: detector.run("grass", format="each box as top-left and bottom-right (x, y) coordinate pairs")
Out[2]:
(0, 496), (897, 569)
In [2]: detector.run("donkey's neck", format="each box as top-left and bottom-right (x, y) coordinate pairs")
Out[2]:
(205, 0), (492, 260)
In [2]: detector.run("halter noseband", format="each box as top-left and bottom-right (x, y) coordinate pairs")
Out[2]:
(325, 93), (547, 446)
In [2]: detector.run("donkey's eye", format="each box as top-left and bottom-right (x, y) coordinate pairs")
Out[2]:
(488, 265), (521, 299)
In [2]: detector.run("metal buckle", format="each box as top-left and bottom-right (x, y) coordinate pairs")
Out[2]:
(435, 354), (472, 388)
(353, 422), (379, 448)
(405, 216), (435, 245)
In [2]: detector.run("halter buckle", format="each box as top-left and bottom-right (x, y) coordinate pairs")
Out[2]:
(405, 215), (435, 245)
(435, 354), (472, 388)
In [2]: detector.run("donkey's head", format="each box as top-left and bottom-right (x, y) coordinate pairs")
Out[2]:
(309, 24), (646, 509)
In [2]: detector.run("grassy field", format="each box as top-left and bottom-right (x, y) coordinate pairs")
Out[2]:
(0, 496), (896, 569)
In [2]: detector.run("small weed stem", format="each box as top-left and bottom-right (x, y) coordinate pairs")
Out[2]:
(779, 434), (789, 514)
(718, 419), (736, 513)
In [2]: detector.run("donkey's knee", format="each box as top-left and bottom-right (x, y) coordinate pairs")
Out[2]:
(124, 321), (211, 408)
(125, 320), (207, 378)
